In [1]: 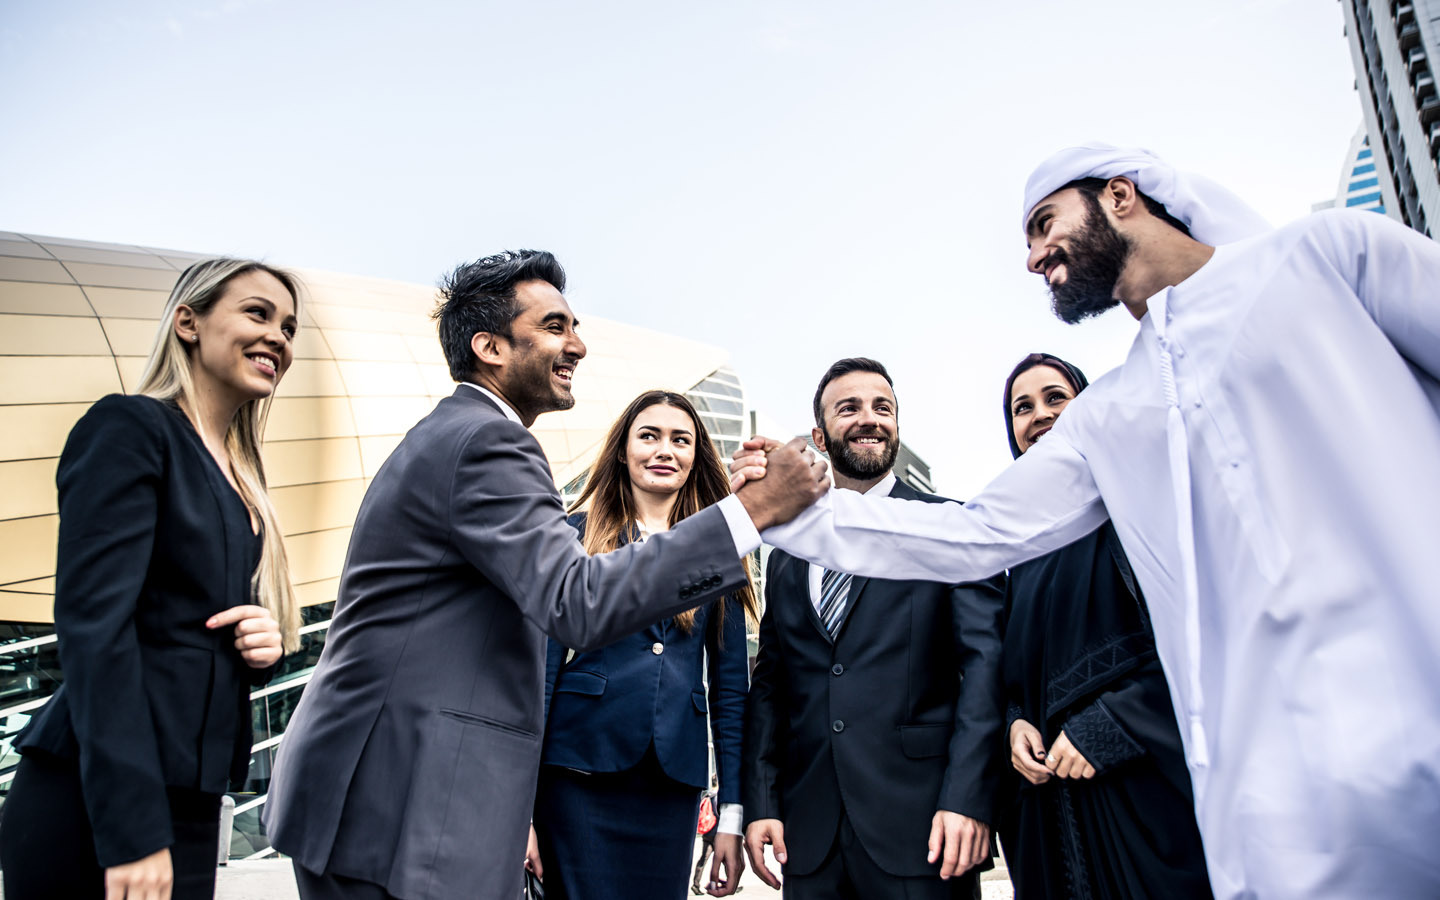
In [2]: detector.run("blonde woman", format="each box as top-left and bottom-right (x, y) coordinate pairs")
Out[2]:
(0, 259), (302, 899)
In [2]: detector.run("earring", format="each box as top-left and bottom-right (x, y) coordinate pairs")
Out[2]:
(190, 335), (198, 343)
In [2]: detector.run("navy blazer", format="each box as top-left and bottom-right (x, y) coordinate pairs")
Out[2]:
(542, 513), (749, 804)
(17, 395), (272, 867)
(743, 481), (1007, 877)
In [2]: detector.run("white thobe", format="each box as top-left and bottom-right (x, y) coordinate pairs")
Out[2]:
(764, 209), (1440, 899)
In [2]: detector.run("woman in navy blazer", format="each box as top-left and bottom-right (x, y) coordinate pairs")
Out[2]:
(532, 390), (758, 899)
(0, 259), (302, 899)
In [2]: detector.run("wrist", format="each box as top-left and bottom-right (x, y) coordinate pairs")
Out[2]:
(736, 487), (773, 532)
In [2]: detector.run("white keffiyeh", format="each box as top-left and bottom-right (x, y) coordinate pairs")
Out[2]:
(1022, 143), (1271, 245)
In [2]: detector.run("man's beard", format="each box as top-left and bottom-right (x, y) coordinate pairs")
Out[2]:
(1049, 197), (1134, 325)
(823, 425), (898, 481)
(504, 339), (578, 420)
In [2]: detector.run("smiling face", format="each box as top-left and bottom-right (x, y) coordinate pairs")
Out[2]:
(814, 370), (899, 482)
(1009, 364), (1077, 454)
(181, 268), (297, 407)
(1025, 186), (1133, 324)
(623, 402), (697, 501)
(495, 278), (586, 422)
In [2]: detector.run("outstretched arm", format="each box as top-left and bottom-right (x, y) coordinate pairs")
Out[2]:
(756, 430), (1107, 584)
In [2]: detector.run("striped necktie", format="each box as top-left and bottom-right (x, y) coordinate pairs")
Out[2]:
(817, 568), (853, 639)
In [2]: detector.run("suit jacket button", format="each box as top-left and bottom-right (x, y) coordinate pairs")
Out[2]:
(652, 642), (664, 655)
(708, 575), (720, 586)
(832, 719), (845, 733)
(680, 587), (692, 599)
(831, 663), (844, 676)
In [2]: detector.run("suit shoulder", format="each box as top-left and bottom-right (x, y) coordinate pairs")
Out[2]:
(67, 394), (172, 451)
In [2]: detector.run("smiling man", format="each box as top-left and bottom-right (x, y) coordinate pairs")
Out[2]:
(737, 146), (1440, 898)
(264, 250), (830, 900)
(743, 358), (1004, 900)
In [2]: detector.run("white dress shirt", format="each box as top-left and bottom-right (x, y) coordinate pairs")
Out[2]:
(763, 210), (1440, 899)
(807, 472), (896, 608)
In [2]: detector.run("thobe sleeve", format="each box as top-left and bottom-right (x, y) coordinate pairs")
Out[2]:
(1327, 210), (1440, 381)
(760, 429), (1107, 584)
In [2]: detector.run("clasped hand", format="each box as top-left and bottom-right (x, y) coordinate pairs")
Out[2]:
(1009, 718), (1095, 784)
(728, 436), (829, 530)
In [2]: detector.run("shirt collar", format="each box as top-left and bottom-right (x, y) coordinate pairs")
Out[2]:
(460, 382), (523, 426)
(863, 471), (898, 497)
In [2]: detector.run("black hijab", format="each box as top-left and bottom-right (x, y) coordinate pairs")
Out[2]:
(1001, 353), (1089, 460)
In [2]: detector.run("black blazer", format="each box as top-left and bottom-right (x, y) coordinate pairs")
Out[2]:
(17, 394), (271, 868)
(743, 481), (1006, 877)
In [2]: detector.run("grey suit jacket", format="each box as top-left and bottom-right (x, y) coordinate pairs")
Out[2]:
(263, 386), (747, 899)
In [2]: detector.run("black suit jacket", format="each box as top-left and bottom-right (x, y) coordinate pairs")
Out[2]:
(17, 394), (272, 867)
(743, 481), (1006, 877)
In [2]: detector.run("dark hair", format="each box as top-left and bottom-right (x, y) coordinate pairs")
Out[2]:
(812, 357), (894, 428)
(1065, 177), (1192, 237)
(1002, 353), (1090, 459)
(432, 250), (567, 382)
(568, 390), (759, 637)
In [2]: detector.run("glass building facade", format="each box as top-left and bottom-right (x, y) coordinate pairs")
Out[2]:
(1341, 0), (1440, 236)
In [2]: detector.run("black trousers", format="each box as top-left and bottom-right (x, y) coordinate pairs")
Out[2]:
(783, 813), (980, 900)
(0, 753), (221, 900)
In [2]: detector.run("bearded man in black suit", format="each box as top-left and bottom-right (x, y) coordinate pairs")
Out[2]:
(742, 357), (1005, 899)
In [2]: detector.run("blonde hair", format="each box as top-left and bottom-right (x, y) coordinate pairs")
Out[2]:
(137, 258), (302, 653)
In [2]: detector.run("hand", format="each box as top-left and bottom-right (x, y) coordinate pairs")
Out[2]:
(707, 832), (746, 896)
(525, 824), (544, 881)
(734, 437), (828, 531)
(105, 847), (172, 900)
(206, 604), (282, 669)
(1045, 730), (1096, 780)
(729, 436), (780, 492)
(743, 817), (787, 890)
(927, 811), (990, 879)
(1009, 718), (1052, 785)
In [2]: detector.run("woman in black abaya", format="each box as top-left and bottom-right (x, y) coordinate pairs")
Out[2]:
(997, 353), (1212, 899)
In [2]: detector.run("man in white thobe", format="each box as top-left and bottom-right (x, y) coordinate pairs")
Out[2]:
(734, 145), (1440, 898)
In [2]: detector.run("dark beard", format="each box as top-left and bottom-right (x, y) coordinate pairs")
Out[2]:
(504, 339), (578, 421)
(1049, 196), (1133, 325)
(823, 425), (898, 481)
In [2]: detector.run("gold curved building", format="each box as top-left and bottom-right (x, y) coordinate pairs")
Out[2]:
(0, 231), (750, 856)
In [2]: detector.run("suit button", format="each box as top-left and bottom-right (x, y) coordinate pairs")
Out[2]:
(832, 720), (845, 733)
(680, 587), (693, 599)
(652, 642), (664, 655)
(831, 663), (844, 676)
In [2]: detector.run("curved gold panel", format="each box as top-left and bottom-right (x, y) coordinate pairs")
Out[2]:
(0, 233), (732, 622)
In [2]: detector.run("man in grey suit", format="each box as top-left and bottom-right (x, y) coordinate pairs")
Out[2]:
(264, 250), (826, 900)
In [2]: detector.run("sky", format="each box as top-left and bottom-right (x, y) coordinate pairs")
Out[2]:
(1, 0), (1363, 496)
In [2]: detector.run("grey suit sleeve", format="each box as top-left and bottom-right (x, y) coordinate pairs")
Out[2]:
(449, 417), (748, 651)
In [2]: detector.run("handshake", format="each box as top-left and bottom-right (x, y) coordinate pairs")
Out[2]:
(729, 436), (831, 531)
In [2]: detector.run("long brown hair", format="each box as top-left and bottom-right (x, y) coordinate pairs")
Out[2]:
(568, 390), (758, 636)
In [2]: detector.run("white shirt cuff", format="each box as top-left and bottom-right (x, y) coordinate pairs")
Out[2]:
(717, 802), (744, 835)
(717, 495), (762, 556)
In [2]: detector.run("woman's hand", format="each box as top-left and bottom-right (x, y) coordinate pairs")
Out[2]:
(105, 847), (172, 900)
(206, 604), (282, 668)
(525, 824), (544, 881)
(1045, 730), (1096, 780)
(1009, 718), (1052, 785)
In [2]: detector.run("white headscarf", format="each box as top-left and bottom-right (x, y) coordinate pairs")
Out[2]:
(1022, 143), (1272, 246)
